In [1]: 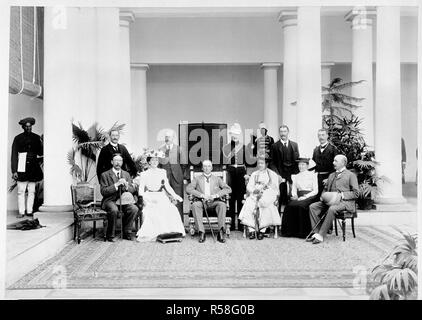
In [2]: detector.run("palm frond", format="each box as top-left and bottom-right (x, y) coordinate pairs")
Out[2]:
(369, 284), (390, 300)
(329, 79), (366, 92)
(72, 122), (90, 144)
(108, 122), (126, 135)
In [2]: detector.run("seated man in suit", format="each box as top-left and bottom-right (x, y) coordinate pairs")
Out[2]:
(185, 160), (232, 243)
(307, 154), (359, 244)
(100, 153), (139, 242)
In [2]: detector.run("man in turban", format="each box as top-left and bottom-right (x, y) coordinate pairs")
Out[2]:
(11, 117), (43, 218)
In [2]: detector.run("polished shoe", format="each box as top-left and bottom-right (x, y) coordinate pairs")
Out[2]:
(217, 228), (226, 243)
(106, 237), (115, 242)
(198, 231), (206, 243)
(123, 234), (134, 241)
(25, 213), (34, 217)
(257, 232), (264, 240)
(249, 232), (256, 240)
(312, 238), (322, 244)
(16, 214), (25, 219)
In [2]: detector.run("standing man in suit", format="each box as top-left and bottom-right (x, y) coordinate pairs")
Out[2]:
(100, 153), (138, 242)
(269, 125), (300, 207)
(312, 128), (339, 197)
(186, 160), (232, 243)
(96, 129), (137, 182)
(307, 154), (359, 244)
(159, 129), (189, 221)
(11, 117), (43, 218)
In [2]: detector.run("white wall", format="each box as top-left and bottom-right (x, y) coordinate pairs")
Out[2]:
(7, 94), (43, 211)
(145, 65), (283, 150)
(130, 16), (418, 64)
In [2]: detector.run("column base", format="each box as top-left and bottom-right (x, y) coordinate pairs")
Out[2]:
(38, 204), (73, 212)
(373, 196), (414, 212)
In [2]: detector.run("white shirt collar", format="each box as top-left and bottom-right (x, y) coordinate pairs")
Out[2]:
(166, 143), (173, 150)
(112, 168), (122, 176)
(320, 142), (328, 148)
(336, 167), (346, 173)
(110, 142), (118, 148)
(280, 139), (289, 146)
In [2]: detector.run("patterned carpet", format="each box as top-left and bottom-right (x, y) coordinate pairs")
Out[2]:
(9, 226), (401, 289)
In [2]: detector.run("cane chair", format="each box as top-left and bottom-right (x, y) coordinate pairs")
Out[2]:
(187, 166), (232, 237)
(334, 202), (358, 241)
(70, 184), (108, 244)
(241, 174), (283, 239)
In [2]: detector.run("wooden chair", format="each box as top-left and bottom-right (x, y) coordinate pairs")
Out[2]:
(334, 203), (357, 241)
(70, 184), (107, 244)
(187, 166), (232, 237)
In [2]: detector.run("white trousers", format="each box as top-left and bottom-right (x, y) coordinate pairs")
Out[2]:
(17, 181), (36, 214)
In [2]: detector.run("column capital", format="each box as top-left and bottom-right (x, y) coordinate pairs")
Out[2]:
(261, 63), (281, 70)
(278, 9), (297, 28)
(131, 63), (149, 70)
(119, 11), (135, 27)
(345, 7), (376, 29)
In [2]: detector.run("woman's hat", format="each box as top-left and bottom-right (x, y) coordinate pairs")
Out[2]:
(296, 157), (310, 164)
(229, 123), (242, 135)
(116, 192), (135, 205)
(144, 149), (165, 159)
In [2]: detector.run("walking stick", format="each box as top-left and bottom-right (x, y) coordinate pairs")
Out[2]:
(202, 199), (216, 242)
(305, 211), (327, 241)
(118, 186), (123, 239)
(253, 201), (260, 240)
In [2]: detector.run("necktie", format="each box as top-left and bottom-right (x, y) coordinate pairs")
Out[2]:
(204, 175), (210, 183)
(117, 172), (120, 179)
(113, 145), (118, 152)
(165, 146), (170, 157)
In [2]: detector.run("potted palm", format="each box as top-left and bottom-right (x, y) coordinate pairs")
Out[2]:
(369, 229), (418, 300)
(353, 150), (389, 210)
(67, 121), (125, 184)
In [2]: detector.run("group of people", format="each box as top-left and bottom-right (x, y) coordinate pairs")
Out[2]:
(11, 116), (359, 246)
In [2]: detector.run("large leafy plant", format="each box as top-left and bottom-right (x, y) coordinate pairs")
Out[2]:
(353, 150), (389, 200)
(322, 77), (365, 130)
(369, 229), (418, 300)
(67, 121), (125, 183)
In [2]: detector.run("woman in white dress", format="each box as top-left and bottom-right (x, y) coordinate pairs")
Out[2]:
(134, 150), (185, 242)
(239, 157), (281, 240)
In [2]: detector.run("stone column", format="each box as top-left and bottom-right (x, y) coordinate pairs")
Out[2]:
(261, 63), (281, 139)
(0, 2), (11, 298)
(296, 6), (322, 157)
(321, 62), (334, 88)
(131, 64), (149, 153)
(321, 62), (334, 119)
(40, 7), (79, 211)
(96, 8), (121, 132)
(374, 6), (405, 204)
(279, 10), (297, 141)
(345, 7), (375, 147)
(119, 11), (135, 151)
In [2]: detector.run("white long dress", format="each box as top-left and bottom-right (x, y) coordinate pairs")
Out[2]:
(134, 168), (186, 242)
(239, 168), (281, 231)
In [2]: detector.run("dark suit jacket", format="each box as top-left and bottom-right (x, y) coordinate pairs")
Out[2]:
(186, 174), (232, 199)
(312, 143), (338, 173)
(96, 143), (137, 181)
(269, 140), (300, 179)
(159, 144), (189, 184)
(100, 168), (136, 209)
(324, 169), (359, 211)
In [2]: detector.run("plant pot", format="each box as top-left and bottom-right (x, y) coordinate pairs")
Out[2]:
(357, 198), (374, 210)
